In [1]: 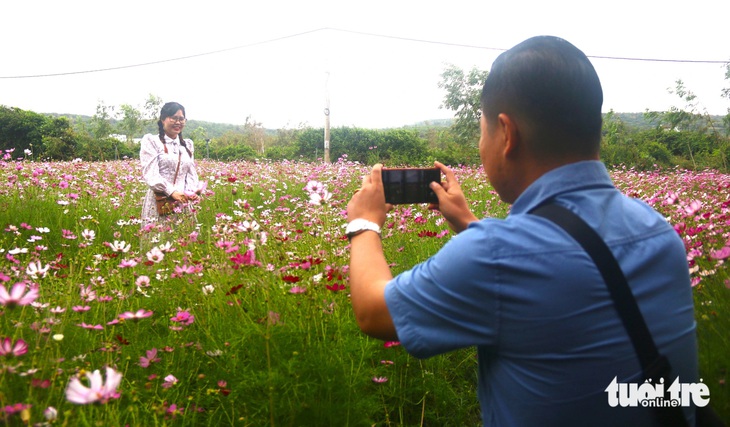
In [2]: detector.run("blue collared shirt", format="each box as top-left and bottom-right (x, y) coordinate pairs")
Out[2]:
(385, 161), (697, 426)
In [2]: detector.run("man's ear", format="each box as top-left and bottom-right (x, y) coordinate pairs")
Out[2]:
(498, 113), (520, 158)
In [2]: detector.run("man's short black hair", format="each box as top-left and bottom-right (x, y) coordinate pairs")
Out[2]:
(481, 36), (603, 159)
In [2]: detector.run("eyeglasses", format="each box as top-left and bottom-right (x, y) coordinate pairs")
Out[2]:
(168, 116), (187, 124)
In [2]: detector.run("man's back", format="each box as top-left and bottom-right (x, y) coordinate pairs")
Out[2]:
(385, 162), (698, 426)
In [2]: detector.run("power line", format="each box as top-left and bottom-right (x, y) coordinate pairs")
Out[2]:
(325, 28), (728, 64)
(0, 27), (726, 79)
(0, 28), (324, 79)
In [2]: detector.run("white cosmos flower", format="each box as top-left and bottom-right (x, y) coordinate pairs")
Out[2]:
(26, 261), (50, 279)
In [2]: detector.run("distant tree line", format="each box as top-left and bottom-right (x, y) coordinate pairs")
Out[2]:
(1, 63), (729, 171)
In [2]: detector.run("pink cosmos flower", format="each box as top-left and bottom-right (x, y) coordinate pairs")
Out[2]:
(118, 309), (153, 321)
(710, 246), (730, 260)
(79, 285), (96, 302)
(0, 283), (39, 307)
(77, 323), (104, 330)
(0, 337), (28, 357)
(174, 264), (198, 275)
(65, 367), (122, 404)
(135, 275), (151, 288)
(146, 248), (164, 263)
(683, 200), (702, 216)
(304, 180), (324, 194)
(118, 259), (138, 268)
(162, 374), (178, 389)
(72, 305), (91, 312)
(289, 286), (306, 294)
(372, 376), (389, 383)
(139, 348), (160, 368)
(268, 311), (281, 325)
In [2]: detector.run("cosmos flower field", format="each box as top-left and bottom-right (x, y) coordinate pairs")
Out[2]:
(0, 153), (728, 426)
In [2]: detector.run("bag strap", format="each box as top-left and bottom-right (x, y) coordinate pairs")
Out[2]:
(172, 151), (181, 186)
(531, 203), (688, 427)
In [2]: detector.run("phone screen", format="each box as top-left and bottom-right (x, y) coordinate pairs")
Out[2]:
(381, 168), (440, 204)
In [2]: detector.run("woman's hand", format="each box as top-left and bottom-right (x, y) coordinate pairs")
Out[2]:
(170, 191), (188, 203)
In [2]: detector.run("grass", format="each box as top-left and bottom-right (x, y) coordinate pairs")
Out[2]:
(0, 157), (727, 426)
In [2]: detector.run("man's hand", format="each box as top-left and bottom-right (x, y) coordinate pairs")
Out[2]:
(346, 163), (387, 227)
(429, 161), (478, 233)
(346, 163), (397, 342)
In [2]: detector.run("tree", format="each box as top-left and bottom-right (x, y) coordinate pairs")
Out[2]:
(0, 106), (46, 155)
(438, 64), (489, 145)
(117, 104), (143, 141)
(142, 94), (164, 126)
(243, 116), (268, 154)
(645, 80), (726, 169)
(42, 117), (77, 160)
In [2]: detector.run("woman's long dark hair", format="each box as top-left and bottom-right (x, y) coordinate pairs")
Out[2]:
(157, 102), (188, 153)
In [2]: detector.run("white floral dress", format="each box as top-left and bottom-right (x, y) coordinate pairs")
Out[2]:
(139, 134), (199, 223)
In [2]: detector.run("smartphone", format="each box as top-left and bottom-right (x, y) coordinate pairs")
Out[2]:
(381, 168), (441, 205)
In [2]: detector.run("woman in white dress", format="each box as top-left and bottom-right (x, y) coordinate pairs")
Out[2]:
(139, 102), (201, 225)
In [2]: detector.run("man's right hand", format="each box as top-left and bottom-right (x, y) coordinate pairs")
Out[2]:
(429, 161), (479, 233)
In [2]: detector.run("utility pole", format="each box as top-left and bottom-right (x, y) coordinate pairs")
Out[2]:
(324, 71), (331, 163)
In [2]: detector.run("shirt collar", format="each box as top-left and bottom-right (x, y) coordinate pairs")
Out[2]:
(510, 161), (614, 215)
(163, 135), (179, 144)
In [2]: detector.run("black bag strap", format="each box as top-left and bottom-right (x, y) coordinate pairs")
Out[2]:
(531, 203), (689, 427)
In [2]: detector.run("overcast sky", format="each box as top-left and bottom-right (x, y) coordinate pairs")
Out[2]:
(2, 0), (728, 130)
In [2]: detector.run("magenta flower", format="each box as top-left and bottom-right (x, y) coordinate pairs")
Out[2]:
(65, 367), (122, 404)
(170, 309), (194, 326)
(0, 283), (39, 307)
(2, 403), (32, 415)
(119, 309), (153, 321)
(0, 338), (28, 357)
(230, 250), (257, 266)
(289, 286), (307, 294)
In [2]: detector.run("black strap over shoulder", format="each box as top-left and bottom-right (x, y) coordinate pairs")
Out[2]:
(530, 203), (691, 427)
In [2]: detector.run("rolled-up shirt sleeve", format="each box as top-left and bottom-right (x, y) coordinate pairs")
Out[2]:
(140, 134), (174, 196)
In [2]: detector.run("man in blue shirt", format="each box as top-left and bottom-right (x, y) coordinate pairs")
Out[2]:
(346, 36), (698, 426)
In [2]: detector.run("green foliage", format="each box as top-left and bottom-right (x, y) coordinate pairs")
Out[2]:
(292, 127), (431, 165)
(0, 105), (46, 155)
(41, 117), (77, 160)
